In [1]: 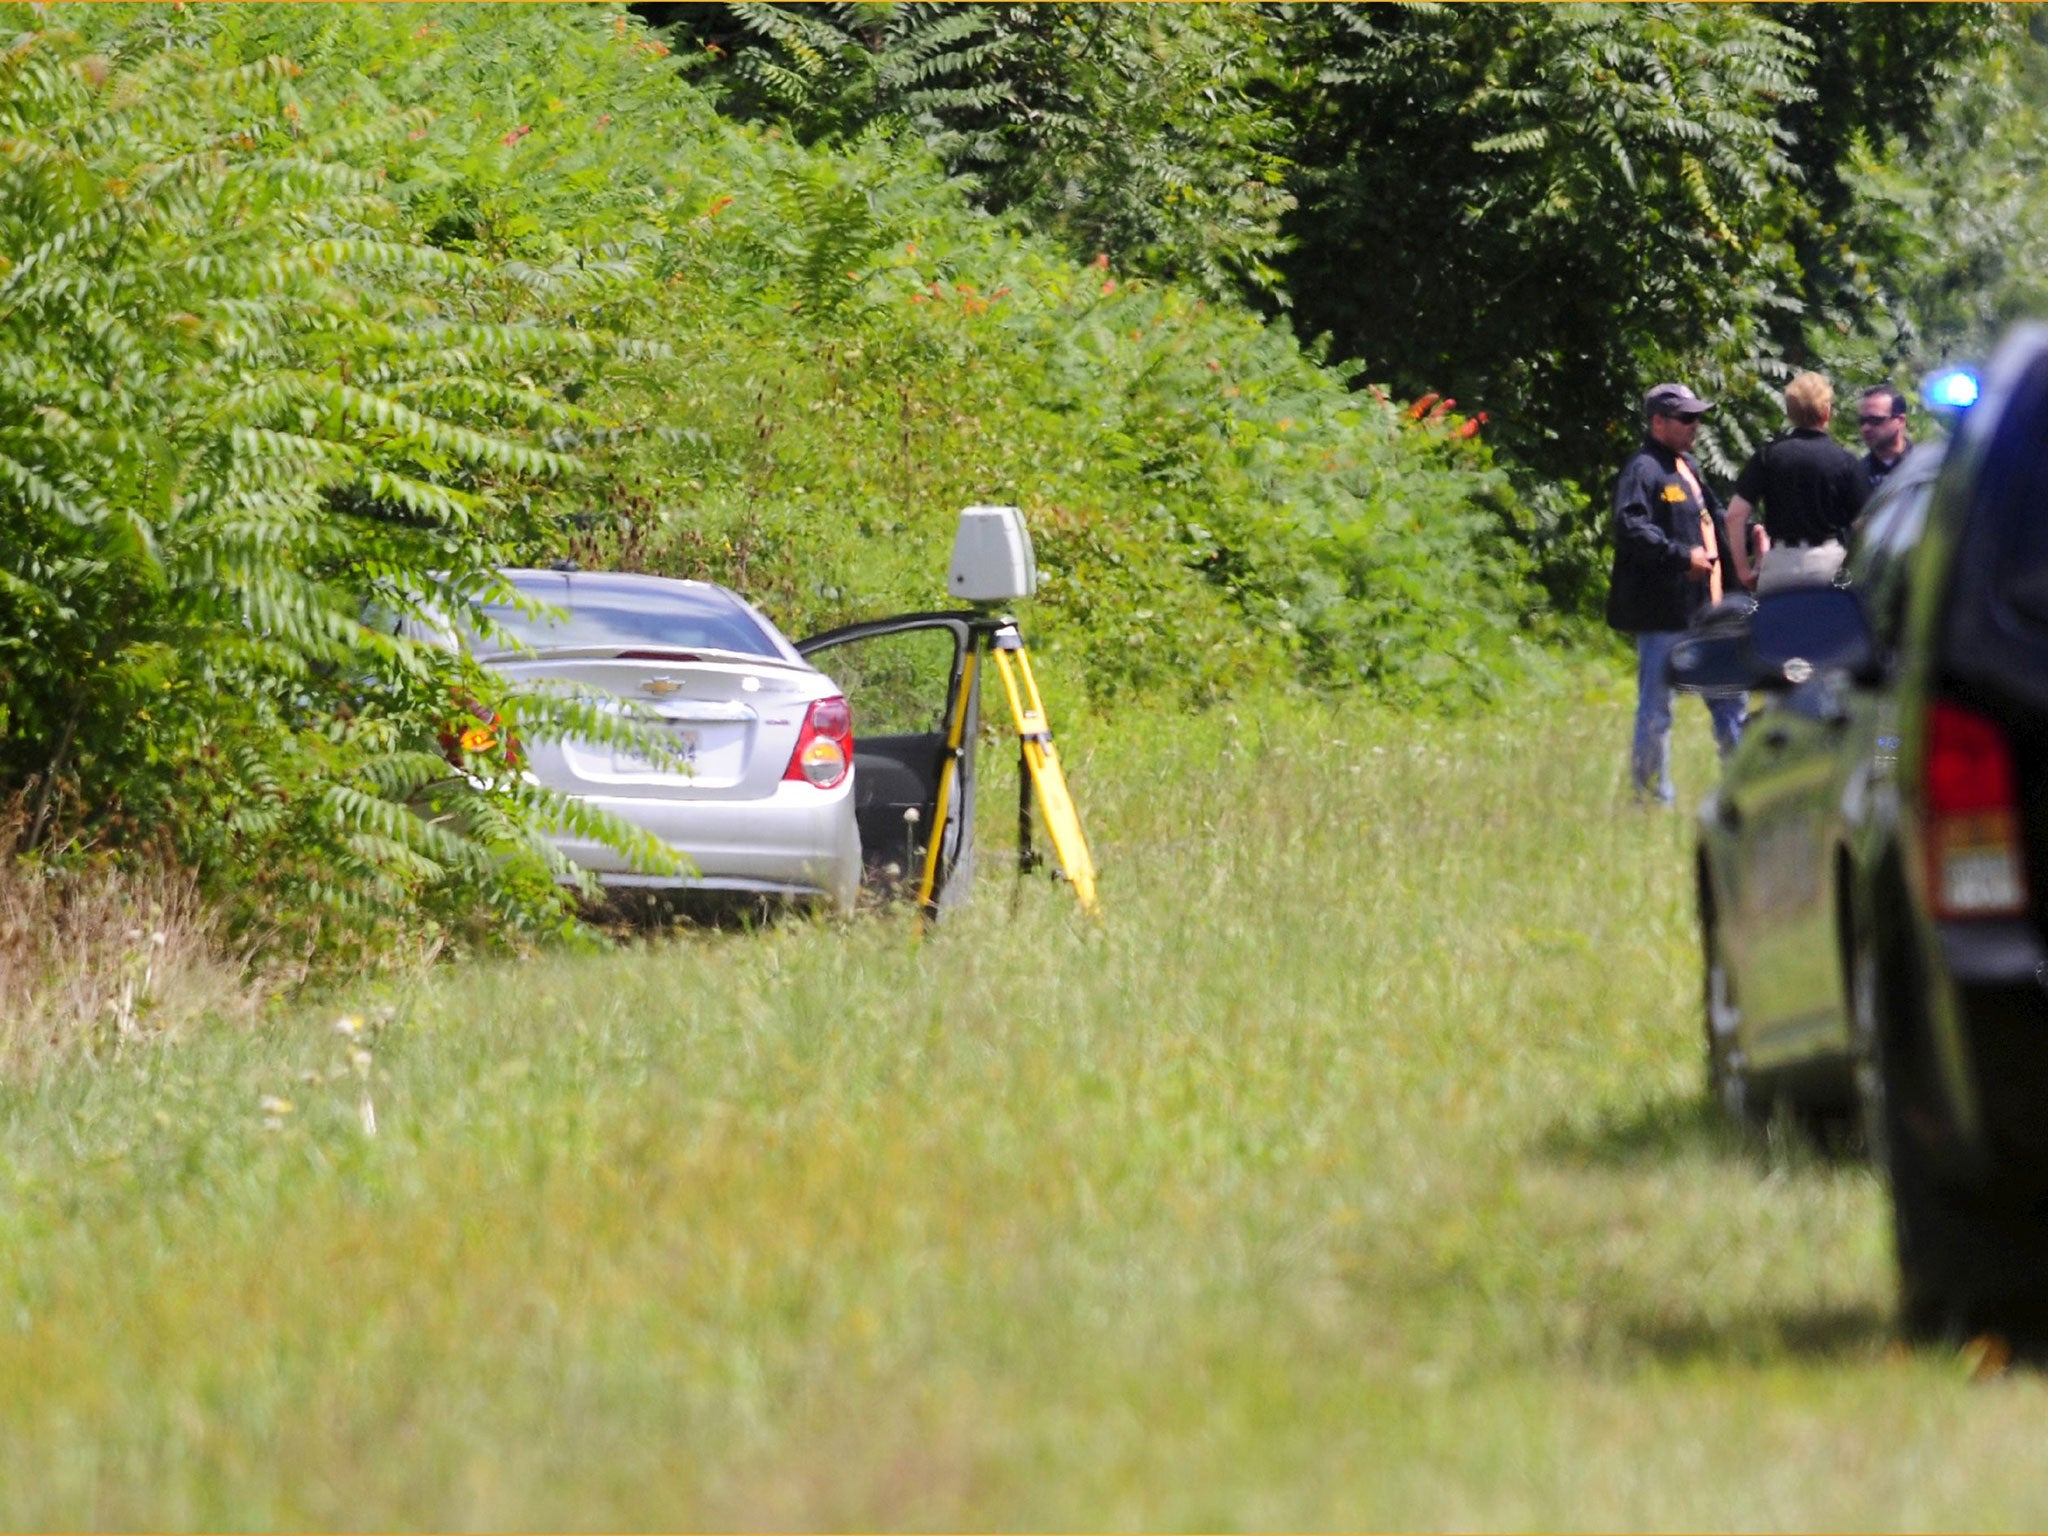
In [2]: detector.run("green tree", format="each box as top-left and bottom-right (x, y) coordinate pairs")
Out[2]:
(1836, 7), (2047, 371)
(1270, 1), (2004, 611)
(1762, 1), (2010, 354)
(641, 2), (1297, 297)
(1275, 4), (1813, 493)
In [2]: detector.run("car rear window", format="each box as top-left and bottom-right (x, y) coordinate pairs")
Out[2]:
(474, 575), (783, 658)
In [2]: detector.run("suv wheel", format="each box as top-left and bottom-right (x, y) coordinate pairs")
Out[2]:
(1851, 917), (2048, 1344)
(1848, 939), (1891, 1166)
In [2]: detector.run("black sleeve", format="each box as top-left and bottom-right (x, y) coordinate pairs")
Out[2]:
(1842, 454), (1871, 516)
(1732, 447), (1766, 504)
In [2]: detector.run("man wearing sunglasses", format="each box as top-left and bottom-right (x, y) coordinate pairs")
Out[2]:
(1605, 381), (1746, 806)
(1857, 383), (1913, 490)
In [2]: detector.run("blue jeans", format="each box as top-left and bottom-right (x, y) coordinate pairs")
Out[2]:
(1633, 631), (1745, 805)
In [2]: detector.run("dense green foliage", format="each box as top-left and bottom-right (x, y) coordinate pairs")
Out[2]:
(1763, 2), (2010, 346)
(1848, 9), (2048, 368)
(6, 0), (2043, 962)
(0, 8), (689, 957)
(1270, 3), (1826, 607)
(647, 2), (1297, 299)
(671, 3), (2010, 610)
(1273, 3), (2008, 517)
(0, 3), (1546, 959)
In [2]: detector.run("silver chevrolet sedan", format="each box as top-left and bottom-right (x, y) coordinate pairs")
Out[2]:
(474, 569), (861, 912)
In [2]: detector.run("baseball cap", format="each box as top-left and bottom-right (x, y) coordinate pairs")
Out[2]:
(1644, 382), (1713, 417)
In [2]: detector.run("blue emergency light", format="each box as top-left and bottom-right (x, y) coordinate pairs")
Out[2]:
(1923, 367), (1981, 410)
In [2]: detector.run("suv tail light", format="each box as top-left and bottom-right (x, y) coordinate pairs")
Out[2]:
(1922, 698), (2028, 919)
(783, 694), (853, 789)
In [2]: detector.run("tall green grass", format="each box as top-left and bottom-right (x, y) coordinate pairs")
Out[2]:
(4, 683), (2046, 1529)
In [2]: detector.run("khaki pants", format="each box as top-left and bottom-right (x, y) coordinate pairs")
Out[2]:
(1756, 540), (1845, 594)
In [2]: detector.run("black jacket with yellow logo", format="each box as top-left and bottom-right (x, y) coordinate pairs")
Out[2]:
(1604, 437), (1732, 634)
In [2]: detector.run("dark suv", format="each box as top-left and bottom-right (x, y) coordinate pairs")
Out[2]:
(1677, 325), (2048, 1342)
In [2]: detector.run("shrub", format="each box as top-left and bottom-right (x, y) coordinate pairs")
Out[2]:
(0, 9), (675, 957)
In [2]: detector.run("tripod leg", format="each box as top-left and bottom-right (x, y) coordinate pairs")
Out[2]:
(914, 649), (977, 921)
(1017, 737), (1039, 873)
(1020, 732), (1098, 915)
(989, 634), (1100, 917)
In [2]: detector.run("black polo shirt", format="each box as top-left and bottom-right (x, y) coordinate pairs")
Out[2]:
(1732, 428), (1867, 546)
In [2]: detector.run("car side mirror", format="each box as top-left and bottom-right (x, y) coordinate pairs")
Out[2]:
(1667, 598), (1763, 697)
(1750, 584), (1881, 689)
(1669, 637), (1756, 696)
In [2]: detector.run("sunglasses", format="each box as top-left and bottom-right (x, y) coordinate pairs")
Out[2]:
(1664, 411), (1703, 425)
(1858, 413), (1901, 427)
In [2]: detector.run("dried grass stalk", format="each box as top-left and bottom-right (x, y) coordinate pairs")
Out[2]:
(0, 802), (262, 1076)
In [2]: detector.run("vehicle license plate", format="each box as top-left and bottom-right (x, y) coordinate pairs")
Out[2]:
(614, 726), (698, 774)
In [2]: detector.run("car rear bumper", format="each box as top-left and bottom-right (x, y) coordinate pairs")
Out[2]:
(1940, 918), (2048, 987)
(549, 781), (861, 910)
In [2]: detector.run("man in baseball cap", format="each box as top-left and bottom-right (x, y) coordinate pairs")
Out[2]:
(1643, 382), (1713, 418)
(1605, 380), (1743, 805)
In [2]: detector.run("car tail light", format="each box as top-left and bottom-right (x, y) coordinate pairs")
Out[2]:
(1922, 698), (2028, 919)
(783, 694), (853, 789)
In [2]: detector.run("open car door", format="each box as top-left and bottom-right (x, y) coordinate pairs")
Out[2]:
(797, 613), (978, 913)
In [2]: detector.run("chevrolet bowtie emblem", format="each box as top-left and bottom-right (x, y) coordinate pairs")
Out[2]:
(642, 677), (684, 696)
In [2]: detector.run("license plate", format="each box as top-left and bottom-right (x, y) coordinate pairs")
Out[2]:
(615, 726), (698, 774)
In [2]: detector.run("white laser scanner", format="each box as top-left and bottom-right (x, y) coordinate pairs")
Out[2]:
(948, 504), (1038, 603)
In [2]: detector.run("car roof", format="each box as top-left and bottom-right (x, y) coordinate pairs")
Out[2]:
(499, 568), (735, 598)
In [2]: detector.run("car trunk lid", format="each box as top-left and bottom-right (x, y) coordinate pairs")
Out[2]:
(489, 650), (820, 798)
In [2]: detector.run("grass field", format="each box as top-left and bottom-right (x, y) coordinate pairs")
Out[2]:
(5, 678), (2048, 1530)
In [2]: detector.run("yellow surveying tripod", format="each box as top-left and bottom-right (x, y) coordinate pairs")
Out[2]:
(914, 612), (1100, 921)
